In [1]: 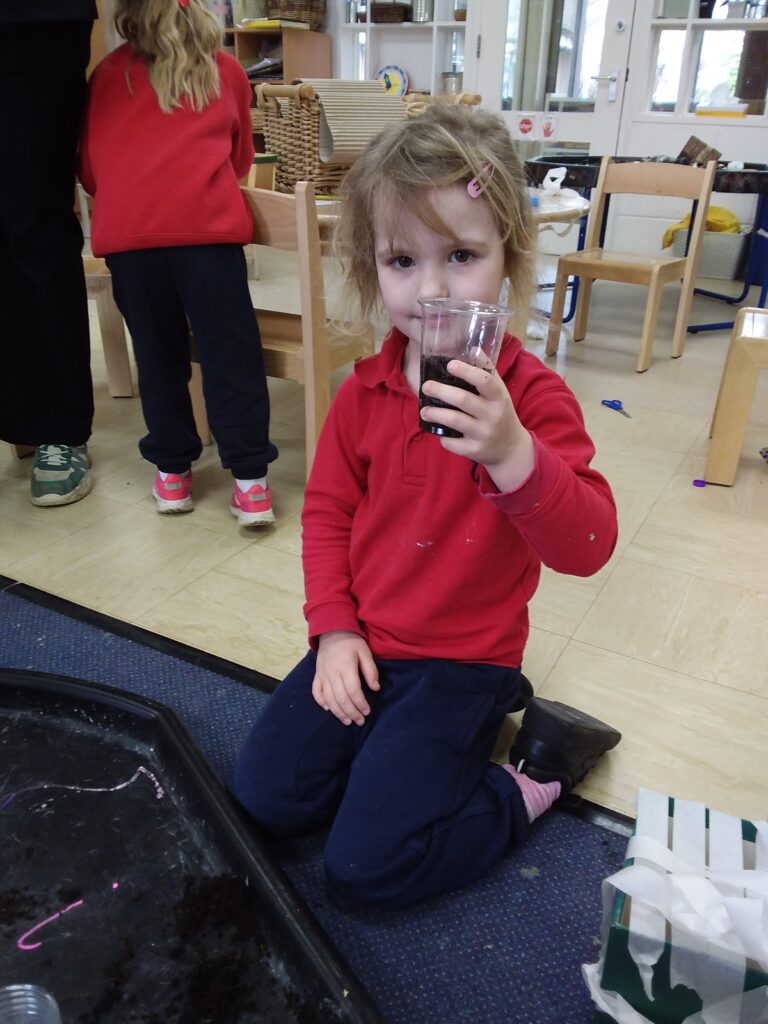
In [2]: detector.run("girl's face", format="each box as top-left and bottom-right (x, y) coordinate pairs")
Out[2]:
(373, 183), (507, 348)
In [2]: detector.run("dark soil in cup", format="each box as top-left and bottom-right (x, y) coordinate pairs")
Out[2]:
(419, 355), (478, 438)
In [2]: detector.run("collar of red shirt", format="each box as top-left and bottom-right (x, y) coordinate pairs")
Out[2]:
(354, 326), (523, 393)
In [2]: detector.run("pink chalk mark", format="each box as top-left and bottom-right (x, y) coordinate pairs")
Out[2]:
(17, 899), (84, 951)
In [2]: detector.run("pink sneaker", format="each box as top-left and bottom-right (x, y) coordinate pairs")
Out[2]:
(230, 480), (275, 526)
(152, 470), (193, 513)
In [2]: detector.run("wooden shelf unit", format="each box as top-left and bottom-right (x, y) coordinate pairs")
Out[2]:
(234, 24), (332, 83)
(334, 0), (470, 95)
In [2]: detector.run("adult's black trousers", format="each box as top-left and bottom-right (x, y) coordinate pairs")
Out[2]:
(0, 21), (94, 447)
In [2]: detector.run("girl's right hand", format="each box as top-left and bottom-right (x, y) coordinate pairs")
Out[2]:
(313, 631), (380, 726)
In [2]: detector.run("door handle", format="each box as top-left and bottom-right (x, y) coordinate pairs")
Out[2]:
(590, 69), (619, 102)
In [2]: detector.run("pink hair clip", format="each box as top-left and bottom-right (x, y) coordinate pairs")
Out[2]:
(467, 163), (494, 199)
(179, 0), (189, 7)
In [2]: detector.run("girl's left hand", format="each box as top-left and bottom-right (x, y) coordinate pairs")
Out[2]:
(420, 359), (535, 492)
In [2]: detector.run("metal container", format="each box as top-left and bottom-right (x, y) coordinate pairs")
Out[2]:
(411, 0), (434, 21)
(440, 71), (463, 95)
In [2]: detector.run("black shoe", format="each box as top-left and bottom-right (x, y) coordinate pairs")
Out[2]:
(510, 673), (534, 713)
(508, 697), (621, 792)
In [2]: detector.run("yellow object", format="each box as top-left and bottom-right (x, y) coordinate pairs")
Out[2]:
(694, 108), (746, 118)
(662, 206), (740, 250)
(238, 19), (304, 29)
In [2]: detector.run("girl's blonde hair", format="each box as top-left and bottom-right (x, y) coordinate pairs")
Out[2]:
(335, 103), (536, 322)
(113, 0), (222, 113)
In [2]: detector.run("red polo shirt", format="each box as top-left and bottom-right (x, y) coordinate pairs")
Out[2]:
(79, 44), (254, 256)
(301, 328), (617, 667)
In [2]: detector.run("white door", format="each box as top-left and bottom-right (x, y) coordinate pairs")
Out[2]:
(466, 0), (636, 156)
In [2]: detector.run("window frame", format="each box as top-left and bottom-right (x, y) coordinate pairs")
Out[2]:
(642, 7), (768, 123)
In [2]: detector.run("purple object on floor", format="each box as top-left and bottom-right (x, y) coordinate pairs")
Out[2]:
(692, 479), (707, 487)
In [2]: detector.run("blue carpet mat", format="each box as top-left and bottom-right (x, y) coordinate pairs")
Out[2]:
(0, 582), (628, 1024)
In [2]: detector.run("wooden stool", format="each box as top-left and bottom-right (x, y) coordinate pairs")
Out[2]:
(83, 256), (134, 398)
(705, 307), (768, 486)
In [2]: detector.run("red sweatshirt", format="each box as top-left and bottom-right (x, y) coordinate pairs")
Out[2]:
(79, 44), (254, 257)
(302, 328), (617, 667)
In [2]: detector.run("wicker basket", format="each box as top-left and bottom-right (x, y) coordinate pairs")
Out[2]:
(267, 0), (325, 29)
(370, 2), (410, 22)
(256, 83), (346, 194)
(256, 82), (481, 194)
(251, 106), (266, 134)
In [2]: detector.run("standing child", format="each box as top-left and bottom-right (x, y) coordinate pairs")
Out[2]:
(233, 104), (621, 908)
(79, 0), (277, 524)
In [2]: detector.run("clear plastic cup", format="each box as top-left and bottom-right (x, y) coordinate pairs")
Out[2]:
(0, 986), (61, 1024)
(418, 298), (512, 437)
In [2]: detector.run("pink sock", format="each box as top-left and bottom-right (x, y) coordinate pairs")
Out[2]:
(503, 765), (561, 823)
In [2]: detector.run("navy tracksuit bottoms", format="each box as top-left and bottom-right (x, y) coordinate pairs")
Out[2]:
(232, 652), (530, 909)
(107, 244), (277, 478)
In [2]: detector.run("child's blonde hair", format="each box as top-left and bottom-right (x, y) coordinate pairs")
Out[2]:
(113, 0), (222, 114)
(335, 103), (536, 321)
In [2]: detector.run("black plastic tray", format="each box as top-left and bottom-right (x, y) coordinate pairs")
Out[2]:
(0, 669), (382, 1024)
(525, 155), (768, 194)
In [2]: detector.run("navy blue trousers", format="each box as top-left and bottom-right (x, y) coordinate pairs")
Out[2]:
(232, 653), (529, 908)
(107, 244), (278, 478)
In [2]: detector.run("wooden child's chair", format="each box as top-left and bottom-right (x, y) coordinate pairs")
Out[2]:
(704, 307), (768, 486)
(546, 157), (717, 373)
(189, 182), (375, 477)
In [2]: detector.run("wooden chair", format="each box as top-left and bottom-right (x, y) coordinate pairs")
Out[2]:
(190, 181), (375, 476)
(545, 157), (717, 373)
(704, 307), (768, 486)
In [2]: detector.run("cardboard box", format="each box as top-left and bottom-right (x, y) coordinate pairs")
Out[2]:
(584, 789), (768, 1024)
(672, 228), (751, 280)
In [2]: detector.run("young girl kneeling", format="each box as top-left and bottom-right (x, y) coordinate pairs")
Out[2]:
(234, 104), (620, 908)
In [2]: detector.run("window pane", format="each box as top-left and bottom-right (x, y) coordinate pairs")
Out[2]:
(690, 29), (768, 115)
(552, 0), (608, 109)
(501, 0), (608, 112)
(501, 0), (523, 109)
(651, 30), (685, 112)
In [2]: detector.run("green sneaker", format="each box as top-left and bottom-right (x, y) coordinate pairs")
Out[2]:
(30, 444), (93, 507)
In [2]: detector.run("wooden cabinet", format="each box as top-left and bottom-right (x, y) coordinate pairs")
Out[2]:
(233, 23), (332, 82)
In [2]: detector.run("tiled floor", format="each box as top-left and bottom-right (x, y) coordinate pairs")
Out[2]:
(2, 249), (766, 823)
